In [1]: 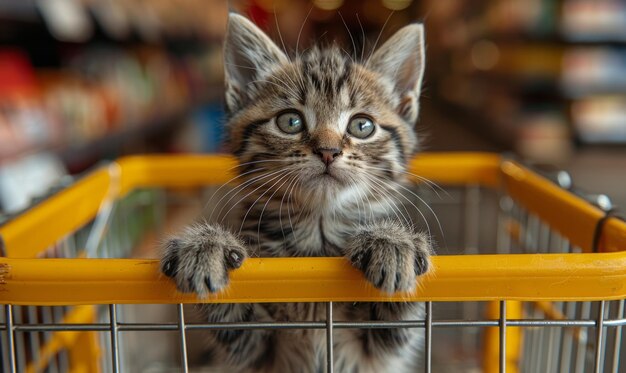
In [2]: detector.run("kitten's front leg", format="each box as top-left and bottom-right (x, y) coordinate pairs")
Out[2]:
(344, 220), (431, 294)
(160, 223), (247, 297)
(338, 221), (432, 371)
(160, 223), (272, 369)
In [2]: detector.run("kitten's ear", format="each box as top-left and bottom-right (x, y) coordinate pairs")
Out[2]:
(224, 13), (288, 114)
(367, 24), (425, 124)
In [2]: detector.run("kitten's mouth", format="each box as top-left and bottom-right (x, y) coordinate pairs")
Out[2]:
(322, 166), (337, 178)
(322, 173), (337, 182)
(318, 167), (344, 184)
(304, 164), (346, 186)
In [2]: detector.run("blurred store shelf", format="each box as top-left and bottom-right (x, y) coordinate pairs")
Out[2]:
(0, 0), (229, 214)
(425, 0), (626, 160)
(57, 94), (222, 170)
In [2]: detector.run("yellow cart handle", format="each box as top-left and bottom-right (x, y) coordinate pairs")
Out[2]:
(1, 251), (625, 305)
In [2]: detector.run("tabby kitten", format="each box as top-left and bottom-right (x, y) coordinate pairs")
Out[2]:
(161, 13), (432, 372)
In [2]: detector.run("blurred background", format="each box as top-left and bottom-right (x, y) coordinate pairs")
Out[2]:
(0, 0), (624, 217)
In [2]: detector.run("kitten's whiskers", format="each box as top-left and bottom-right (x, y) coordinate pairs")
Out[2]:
(273, 6), (290, 62)
(365, 11), (395, 65)
(387, 178), (446, 242)
(278, 173), (301, 242)
(213, 168), (288, 223)
(356, 13), (366, 62)
(285, 174), (304, 247)
(205, 167), (269, 218)
(338, 12), (357, 63)
(225, 169), (292, 228)
(295, 5), (314, 60)
(367, 165), (448, 197)
(238, 169), (294, 236)
(360, 173), (413, 228)
(252, 171), (298, 249)
(363, 173), (430, 236)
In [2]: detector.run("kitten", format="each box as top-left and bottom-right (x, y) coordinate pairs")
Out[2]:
(161, 13), (432, 372)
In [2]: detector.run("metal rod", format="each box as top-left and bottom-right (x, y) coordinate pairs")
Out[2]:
(109, 304), (120, 373)
(560, 301), (576, 373)
(462, 186), (481, 352)
(612, 300), (624, 373)
(326, 302), (333, 373)
(575, 302), (591, 373)
(86, 164), (121, 257)
(41, 307), (58, 372)
(537, 226), (552, 373)
(13, 306), (26, 373)
(26, 306), (41, 367)
(463, 185), (480, 253)
(547, 303), (563, 373)
(535, 309), (547, 372)
(4, 305), (16, 373)
(500, 301), (507, 373)
(425, 302), (432, 373)
(177, 304), (189, 373)
(8, 316), (626, 333)
(600, 302), (609, 373)
(326, 302), (334, 373)
(53, 306), (69, 372)
(530, 305), (541, 373)
(99, 317), (112, 373)
(496, 196), (512, 255)
(0, 315), (8, 373)
(594, 301), (605, 373)
(521, 304), (531, 372)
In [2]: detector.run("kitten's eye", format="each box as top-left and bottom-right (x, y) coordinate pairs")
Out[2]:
(347, 116), (375, 139)
(276, 111), (304, 134)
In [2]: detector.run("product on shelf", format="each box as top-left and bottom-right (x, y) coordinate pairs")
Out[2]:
(0, 152), (67, 214)
(516, 111), (572, 164)
(426, 0), (626, 149)
(571, 96), (626, 143)
(0, 46), (222, 161)
(0, 50), (60, 161)
(561, 48), (626, 97)
(561, 0), (626, 42)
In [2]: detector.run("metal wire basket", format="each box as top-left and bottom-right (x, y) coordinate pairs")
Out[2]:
(0, 153), (624, 373)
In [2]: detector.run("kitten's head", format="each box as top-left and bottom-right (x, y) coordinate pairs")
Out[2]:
(224, 14), (425, 203)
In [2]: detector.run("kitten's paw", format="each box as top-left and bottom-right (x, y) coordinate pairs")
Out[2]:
(346, 221), (431, 294)
(160, 223), (247, 298)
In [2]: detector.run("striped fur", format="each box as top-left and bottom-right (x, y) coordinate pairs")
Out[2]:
(161, 13), (432, 372)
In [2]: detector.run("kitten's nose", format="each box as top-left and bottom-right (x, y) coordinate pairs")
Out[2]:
(314, 147), (342, 166)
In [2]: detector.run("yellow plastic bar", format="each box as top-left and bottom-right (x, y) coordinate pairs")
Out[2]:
(0, 169), (111, 258)
(1, 251), (625, 305)
(116, 154), (238, 195)
(408, 152), (501, 187)
(501, 160), (626, 253)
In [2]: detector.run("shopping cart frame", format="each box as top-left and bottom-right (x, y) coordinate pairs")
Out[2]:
(1, 153), (625, 373)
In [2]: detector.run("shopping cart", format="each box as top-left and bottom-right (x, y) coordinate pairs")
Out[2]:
(0, 153), (624, 373)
